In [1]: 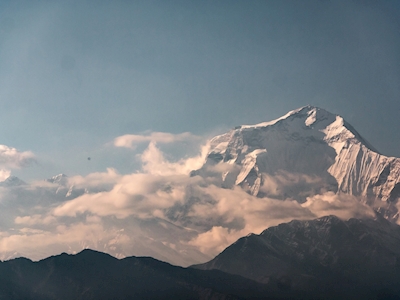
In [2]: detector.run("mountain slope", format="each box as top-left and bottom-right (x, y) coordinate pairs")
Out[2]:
(192, 215), (400, 298)
(0, 176), (26, 187)
(194, 106), (400, 220)
(0, 249), (298, 300)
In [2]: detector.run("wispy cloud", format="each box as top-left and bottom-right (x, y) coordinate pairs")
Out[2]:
(113, 132), (200, 149)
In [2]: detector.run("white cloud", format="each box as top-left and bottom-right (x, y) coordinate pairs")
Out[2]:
(140, 142), (210, 176)
(302, 191), (376, 220)
(114, 132), (199, 149)
(0, 222), (117, 260)
(187, 185), (376, 257)
(0, 135), (379, 266)
(186, 185), (316, 256)
(259, 170), (336, 201)
(0, 169), (11, 181)
(66, 168), (121, 190)
(0, 145), (35, 169)
(0, 145), (35, 181)
(52, 173), (193, 219)
(189, 226), (233, 255)
(15, 214), (56, 226)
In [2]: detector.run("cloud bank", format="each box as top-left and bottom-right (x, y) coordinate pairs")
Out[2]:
(0, 132), (376, 266)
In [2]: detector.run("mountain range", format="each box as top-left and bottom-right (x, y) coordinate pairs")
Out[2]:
(0, 106), (400, 299)
(0, 249), (272, 300)
(1, 216), (399, 299)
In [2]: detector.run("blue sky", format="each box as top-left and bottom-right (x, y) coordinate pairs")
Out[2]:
(0, 0), (399, 180)
(0, 0), (398, 265)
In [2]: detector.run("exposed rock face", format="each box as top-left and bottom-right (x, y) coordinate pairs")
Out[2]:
(46, 173), (69, 185)
(46, 173), (87, 199)
(194, 106), (400, 220)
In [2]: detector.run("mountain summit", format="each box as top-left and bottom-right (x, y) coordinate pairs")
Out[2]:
(194, 106), (400, 220)
(0, 176), (26, 187)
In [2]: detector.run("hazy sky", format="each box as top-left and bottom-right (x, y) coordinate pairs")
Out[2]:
(0, 0), (399, 180)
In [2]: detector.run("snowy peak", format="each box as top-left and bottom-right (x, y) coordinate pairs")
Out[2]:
(236, 105), (376, 151)
(241, 106), (333, 128)
(45, 173), (89, 199)
(196, 106), (400, 221)
(0, 176), (26, 187)
(239, 106), (309, 129)
(46, 174), (68, 186)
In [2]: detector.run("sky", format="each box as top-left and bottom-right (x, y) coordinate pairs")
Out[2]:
(0, 0), (398, 180)
(0, 0), (398, 265)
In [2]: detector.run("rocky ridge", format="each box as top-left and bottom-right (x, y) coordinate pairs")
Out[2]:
(193, 215), (400, 298)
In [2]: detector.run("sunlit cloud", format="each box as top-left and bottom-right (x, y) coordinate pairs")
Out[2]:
(0, 222), (117, 260)
(14, 214), (56, 226)
(0, 169), (11, 182)
(66, 168), (121, 190)
(0, 135), (377, 266)
(0, 145), (35, 181)
(302, 191), (376, 220)
(140, 142), (210, 176)
(0, 145), (35, 168)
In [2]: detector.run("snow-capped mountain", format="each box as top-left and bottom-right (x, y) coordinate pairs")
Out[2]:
(46, 173), (88, 199)
(46, 173), (69, 185)
(194, 106), (400, 220)
(0, 176), (26, 187)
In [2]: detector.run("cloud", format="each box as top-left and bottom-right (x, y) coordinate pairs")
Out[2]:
(52, 173), (194, 219)
(66, 168), (121, 190)
(186, 185), (316, 256)
(0, 145), (35, 169)
(140, 142), (210, 176)
(0, 136), (378, 266)
(259, 170), (337, 202)
(0, 169), (11, 182)
(0, 145), (35, 181)
(188, 226), (233, 255)
(302, 192), (376, 220)
(187, 190), (376, 257)
(113, 132), (199, 149)
(0, 221), (118, 260)
(14, 214), (56, 226)
(52, 170), (329, 258)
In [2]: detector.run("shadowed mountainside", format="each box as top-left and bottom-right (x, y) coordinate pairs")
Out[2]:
(2, 216), (400, 299)
(0, 249), (299, 300)
(193, 215), (400, 299)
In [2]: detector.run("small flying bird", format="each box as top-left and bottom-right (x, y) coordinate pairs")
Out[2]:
(87, 157), (91, 161)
